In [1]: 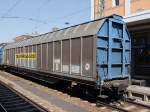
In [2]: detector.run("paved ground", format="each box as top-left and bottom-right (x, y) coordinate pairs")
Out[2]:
(0, 71), (149, 112)
(0, 71), (112, 112)
(15, 79), (88, 112)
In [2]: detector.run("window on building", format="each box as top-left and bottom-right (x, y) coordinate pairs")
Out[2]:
(112, 0), (120, 7)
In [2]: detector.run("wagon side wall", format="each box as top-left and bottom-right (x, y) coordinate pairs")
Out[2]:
(4, 36), (97, 83)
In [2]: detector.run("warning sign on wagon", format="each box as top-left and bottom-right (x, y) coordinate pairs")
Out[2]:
(15, 53), (37, 60)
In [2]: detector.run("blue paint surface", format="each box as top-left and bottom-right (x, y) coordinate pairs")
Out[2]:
(0, 43), (7, 65)
(0, 49), (3, 64)
(96, 15), (131, 84)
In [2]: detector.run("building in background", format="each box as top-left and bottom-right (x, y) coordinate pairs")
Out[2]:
(91, 0), (150, 19)
(14, 35), (33, 42)
(91, 0), (150, 83)
(14, 31), (41, 42)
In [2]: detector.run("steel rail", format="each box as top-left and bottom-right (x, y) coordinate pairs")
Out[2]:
(96, 101), (129, 112)
(125, 99), (150, 110)
(0, 81), (49, 112)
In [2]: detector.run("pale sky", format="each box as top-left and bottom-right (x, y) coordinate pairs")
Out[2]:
(0, 0), (90, 43)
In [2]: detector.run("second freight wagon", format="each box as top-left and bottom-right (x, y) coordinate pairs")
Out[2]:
(0, 43), (7, 68)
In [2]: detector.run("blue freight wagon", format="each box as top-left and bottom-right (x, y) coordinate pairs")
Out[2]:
(4, 15), (131, 98)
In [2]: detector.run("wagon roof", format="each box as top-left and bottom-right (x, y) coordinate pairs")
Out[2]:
(0, 43), (7, 49)
(5, 15), (122, 49)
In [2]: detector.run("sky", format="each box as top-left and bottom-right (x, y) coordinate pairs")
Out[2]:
(0, 0), (91, 43)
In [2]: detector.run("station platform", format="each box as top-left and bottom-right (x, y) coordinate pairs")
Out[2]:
(127, 85), (150, 105)
(0, 71), (110, 112)
(0, 71), (89, 112)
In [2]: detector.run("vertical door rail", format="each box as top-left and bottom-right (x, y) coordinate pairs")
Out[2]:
(108, 19), (112, 79)
(122, 24), (126, 77)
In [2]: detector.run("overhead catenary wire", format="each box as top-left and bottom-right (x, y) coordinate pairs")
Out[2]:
(35, 0), (52, 27)
(46, 0), (105, 22)
(1, 1), (101, 29)
(45, 1), (104, 23)
(0, 0), (23, 21)
(37, 0), (52, 11)
(32, 5), (92, 31)
(32, 2), (103, 32)
(0, 16), (47, 24)
(0, 0), (104, 35)
(36, 0), (52, 18)
(0, 0), (50, 24)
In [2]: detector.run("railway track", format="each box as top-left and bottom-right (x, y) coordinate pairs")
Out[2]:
(97, 99), (150, 112)
(0, 71), (150, 112)
(0, 81), (48, 112)
(123, 100), (150, 112)
(96, 100), (129, 112)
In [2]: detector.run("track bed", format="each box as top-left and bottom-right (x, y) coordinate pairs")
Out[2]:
(0, 81), (48, 112)
(0, 71), (150, 112)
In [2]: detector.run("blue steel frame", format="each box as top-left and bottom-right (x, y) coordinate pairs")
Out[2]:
(0, 48), (4, 65)
(0, 43), (7, 65)
(96, 15), (131, 85)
